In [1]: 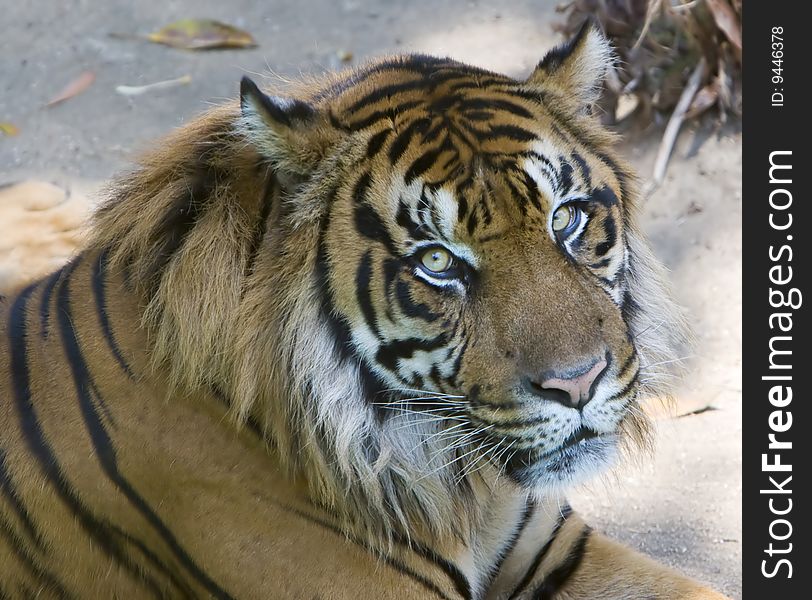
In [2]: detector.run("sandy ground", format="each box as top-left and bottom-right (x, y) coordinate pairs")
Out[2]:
(1, 0), (741, 596)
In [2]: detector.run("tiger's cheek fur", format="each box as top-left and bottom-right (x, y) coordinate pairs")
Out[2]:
(318, 177), (462, 392)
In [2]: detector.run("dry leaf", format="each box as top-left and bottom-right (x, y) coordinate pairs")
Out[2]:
(46, 71), (96, 107)
(706, 0), (742, 56)
(145, 19), (257, 50)
(615, 93), (639, 121)
(686, 81), (720, 120)
(116, 74), (192, 96)
(0, 122), (19, 137)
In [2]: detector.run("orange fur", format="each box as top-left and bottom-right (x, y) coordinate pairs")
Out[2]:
(1, 26), (727, 599)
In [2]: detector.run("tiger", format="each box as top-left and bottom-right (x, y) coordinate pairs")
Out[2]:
(0, 25), (730, 599)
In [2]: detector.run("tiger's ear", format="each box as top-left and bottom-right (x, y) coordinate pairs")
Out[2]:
(239, 76), (337, 176)
(526, 22), (613, 108)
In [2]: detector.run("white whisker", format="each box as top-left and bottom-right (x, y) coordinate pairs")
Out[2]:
(639, 355), (694, 371)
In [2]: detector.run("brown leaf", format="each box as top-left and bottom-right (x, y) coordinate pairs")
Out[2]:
(685, 81), (720, 120)
(336, 49), (353, 63)
(145, 19), (257, 50)
(706, 0), (742, 57)
(46, 71), (96, 108)
(0, 122), (19, 137)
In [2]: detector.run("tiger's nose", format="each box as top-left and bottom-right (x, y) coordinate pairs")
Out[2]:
(524, 357), (608, 410)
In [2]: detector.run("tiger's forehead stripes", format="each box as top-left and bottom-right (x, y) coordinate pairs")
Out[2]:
(320, 60), (626, 256)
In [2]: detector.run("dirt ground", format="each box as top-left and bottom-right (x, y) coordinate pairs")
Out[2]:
(1, 0), (741, 597)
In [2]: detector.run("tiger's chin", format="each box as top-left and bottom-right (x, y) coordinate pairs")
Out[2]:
(505, 431), (620, 494)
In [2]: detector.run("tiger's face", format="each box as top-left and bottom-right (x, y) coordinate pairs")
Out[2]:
(240, 27), (676, 493)
(320, 96), (636, 490)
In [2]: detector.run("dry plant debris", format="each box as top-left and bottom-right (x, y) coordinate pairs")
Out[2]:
(111, 19), (258, 50)
(555, 0), (742, 193)
(45, 71), (96, 108)
(555, 0), (742, 126)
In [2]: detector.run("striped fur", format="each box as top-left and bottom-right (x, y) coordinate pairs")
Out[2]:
(1, 26), (726, 599)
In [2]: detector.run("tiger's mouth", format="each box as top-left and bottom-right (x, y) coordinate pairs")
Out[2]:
(498, 426), (618, 488)
(554, 426), (601, 453)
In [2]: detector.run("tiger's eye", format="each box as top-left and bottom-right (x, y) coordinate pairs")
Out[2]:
(420, 247), (453, 273)
(551, 205), (575, 232)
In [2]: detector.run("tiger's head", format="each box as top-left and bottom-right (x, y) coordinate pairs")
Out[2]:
(99, 25), (686, 540)
(235, 24), (685, 497)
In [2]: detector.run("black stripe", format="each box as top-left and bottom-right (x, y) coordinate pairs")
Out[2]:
(571, 152), (592, 190)
(8, 277), (168, 597)
(115, 529), (198, 599)
(448, 336), (469, 388)
(518, 169), (544, 213)
(315, 54), (465, 102)
(376, 334), (448, 373)
(529, 527), (591, 599)
(396, 198), (431, 241)
(559, 161), (575, 196)
(477, 184), (494, 226)
(240, 76), (314, 128)
(244, 169), (276, 278)
(0, 514), (73, 600)
(446, 77), (514, 93)
(588, 258), (611, 269)
(466, 210), (479, 237)
(284, 506), (454, 600)
(480, 124), (536, 143)
(546, 106), (632, 203)
(389, 118), (431, 164)
(38, 268), (62, 339)
(366, 128), (392, 158)
(315, 197), (387, 406)
(471, 413), (551, 431)
(395, 280), (440, 322)
(54, 264), (234, 600)
(455, 180), (471, 223)
(140, 159), (218, 291)
(604, 369), (640, 404)
(405, 147), (443, 184)
(0, 448), (46, 551)
(381, 257), (401, 322)
(538, 20), (591, 72)
(460, 97), (534, 120)
(620, 287), (640, 323)
(345, 100), (424, 133)
(353, 173), (398, 255)
(617, 351), (638, 380)
(345, 79), (428, 115)
(507, 506), (573, 600)
(486, 501), (535, 589)
(464, 110), (493, 121)
(590, 185), (619, 208)
(315, 203), (355, 363)
(92, 250), (135, 379)
(522, 151), (559, 187)
(420, 187), (451, 237)
(595, 214), (617, 257)
(403, 540), (472, 600)
(356, 251), (380, 338)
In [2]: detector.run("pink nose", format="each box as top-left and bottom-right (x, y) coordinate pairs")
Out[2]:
(528, 358), (608, 409)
